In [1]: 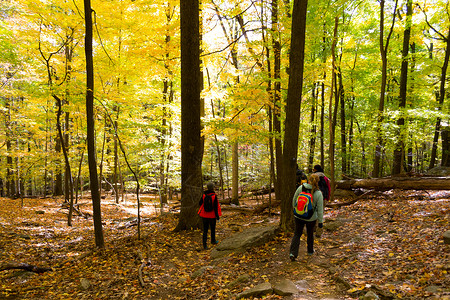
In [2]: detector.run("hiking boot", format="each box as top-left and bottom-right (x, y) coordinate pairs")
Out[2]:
(289, 253), (296, 261)
(211, 240), (219, 245)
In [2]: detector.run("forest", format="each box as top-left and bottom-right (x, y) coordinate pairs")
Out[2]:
(0, 0), (449, 299)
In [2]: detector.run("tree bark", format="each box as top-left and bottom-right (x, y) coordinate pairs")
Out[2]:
(329, 16), (339, 201)
(6, 98), (15, 198)
(231, 142), (239, 205)
(272, 0), (282, 201)
(338, 63), (346, 175)
(429, 27), (450, 169)
(280, 0), (308, 232)
(443, 127), (450, 167)
(393, 0), (412, 175)
(308, 83), (317, 172)
(336, 177), (450, 191)
(84, 0), (104, 248)
(373, 0), (398, 178)
(320, 24), (326, 169)
(0, 262), (52, 274)
(175, 0), (203, 231)
(53, 95), (75, 227)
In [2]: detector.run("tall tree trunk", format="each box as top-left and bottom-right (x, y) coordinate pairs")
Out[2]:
(348, 96), (354, 174)
(99, 116), (107, 198)
(54, 95), (75, 227)
(320, 24), (326, 168)
(264, 1), (276, 203)
(393, 0), (412, 175)
(64, 109), (70, 202)
(280, 0), (308, 231)
(429, 27), (450, 169)
(159, 2), (175, 205)
(407, 42), (416, 172)
(443, 127), (450, 167)
(329, 16), (339, 202)
(113, 119), (119, 203)
(348, 48), (358, 174)
(54, 93), (63, 197)
(373, 0), (398, 177)
(175, 0), (203, 231)
(54, 136), (63, 196)
(6, 98), (15, 198)
(338, 64), (346, 175)
(308, 83), (317, 172)
(231, 142), (239, 205)
(63, 31), (73, 203)
(84, 0), (104, 248)
(212, 2), (241, 205)
(272, 0), (282, 201)
(210, 99), (225, 199)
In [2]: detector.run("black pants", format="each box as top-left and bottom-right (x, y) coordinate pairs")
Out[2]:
(202, 217), (217, 247)
(289, 217), (316, 257)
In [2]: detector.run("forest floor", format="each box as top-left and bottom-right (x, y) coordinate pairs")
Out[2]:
(0, 189), (449, 300)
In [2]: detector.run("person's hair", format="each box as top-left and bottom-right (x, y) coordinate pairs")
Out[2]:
(206, 182), (215, 191)
(308, 173), (320, 194)
(313, 164), (324, 173)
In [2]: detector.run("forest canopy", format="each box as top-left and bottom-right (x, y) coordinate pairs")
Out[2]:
(0, 0), (449, 200)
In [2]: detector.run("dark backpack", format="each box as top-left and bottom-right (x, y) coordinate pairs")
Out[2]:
(318, 176), (329, 200)
(296, 170), (305, 188)
(293, 185), (314, 219)
(203, 194), (214, 212)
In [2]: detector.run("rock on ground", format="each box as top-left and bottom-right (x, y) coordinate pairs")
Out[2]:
(211, 225), (280, 259)
(272, 279), (298, 296)
(443, 230), (450, 245)
(236, 282), (272, 299)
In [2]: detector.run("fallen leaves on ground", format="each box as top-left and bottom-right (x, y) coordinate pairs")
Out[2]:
(0, 190), (448, 299)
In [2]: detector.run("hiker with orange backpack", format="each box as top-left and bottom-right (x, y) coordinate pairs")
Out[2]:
(289, 173), (324, 260)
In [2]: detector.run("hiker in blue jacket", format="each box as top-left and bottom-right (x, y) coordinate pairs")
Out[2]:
(289, 173), (324, 260)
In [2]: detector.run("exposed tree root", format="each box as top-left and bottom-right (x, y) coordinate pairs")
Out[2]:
(0, 262), (52, 274)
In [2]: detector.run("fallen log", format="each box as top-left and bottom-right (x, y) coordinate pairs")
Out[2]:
(0, 262), (52, 273)
(250, 187), (274, 196)
(327, 190), (378, 208)
(253, 200), (281, 214)
(336, 176), (450, 191)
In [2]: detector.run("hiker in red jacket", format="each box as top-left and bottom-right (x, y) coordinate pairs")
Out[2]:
(198, 182), (222, 250)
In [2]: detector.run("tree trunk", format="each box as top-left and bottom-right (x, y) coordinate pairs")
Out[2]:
(54, 95), (75, 227)
(374, 0), (398, 177)
(429, 27), (450, 169)
(308, 82), (317, 172)
(329, 16), (339, 201)
(393, 0), (412, 175)
(175, 0), (203, 231)
(272, 0), (282, 201)
(6, 99), (15, 198)
(231, 142), (239, 205)
(407, 42), (416, 172)
(336, 177), (450, 191)
(442, 126), (450, 167)
(280, 0), (308, 232)
(264, 2), (276, 204)
(84, 0), (104, 248)
(213, 2), (241, 206)
(338, 64), (346, 175)
(320, 24), (326, 169)
(113, 121), (119, 203)
(113, 108), (120, 204)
